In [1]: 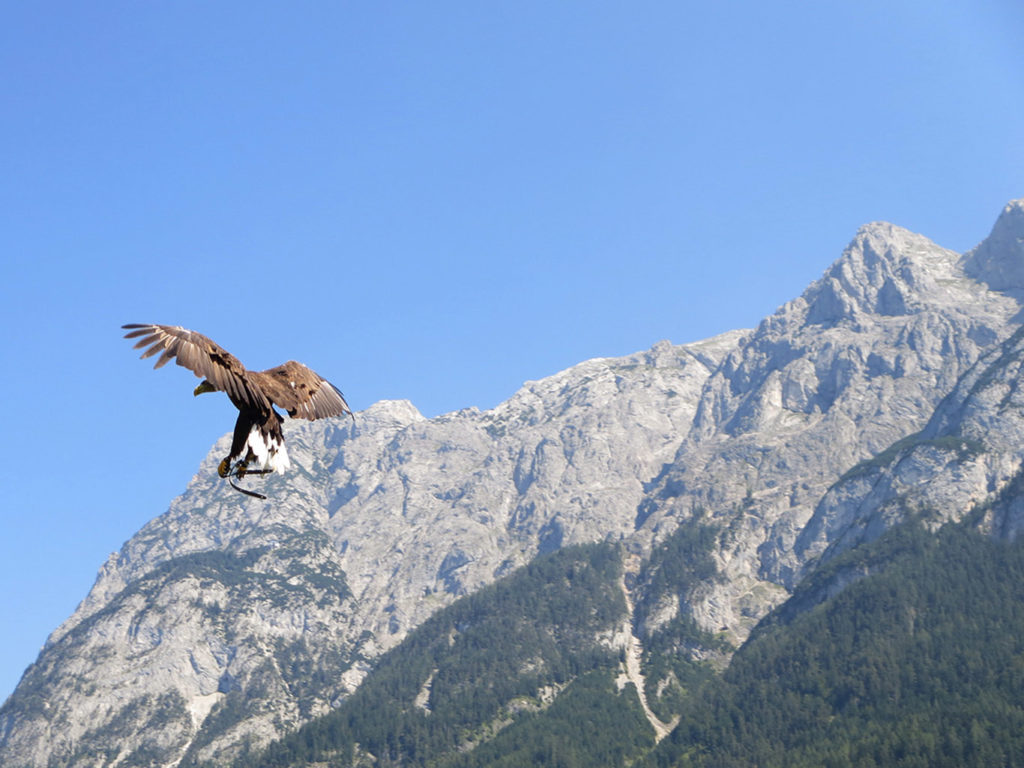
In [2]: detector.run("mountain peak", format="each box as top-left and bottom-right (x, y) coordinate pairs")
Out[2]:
(788, 221), (961, 329)
(361, 398), (425, 425)
(962, 198), (1024, 293)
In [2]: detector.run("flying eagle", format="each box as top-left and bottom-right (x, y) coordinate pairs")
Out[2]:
(123, 324), (352, 493)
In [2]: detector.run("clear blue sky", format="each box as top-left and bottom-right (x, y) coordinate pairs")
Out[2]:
(1, 1), (1022, 703)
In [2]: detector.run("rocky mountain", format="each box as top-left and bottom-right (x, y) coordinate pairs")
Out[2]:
(632, 211), (1020, 640)
(2, 200), (1023, 767)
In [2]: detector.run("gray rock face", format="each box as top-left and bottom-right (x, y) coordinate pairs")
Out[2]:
(797, 321), (1024, 568)
(323, 333), (742, 664)
(2, 199), (1024, 767)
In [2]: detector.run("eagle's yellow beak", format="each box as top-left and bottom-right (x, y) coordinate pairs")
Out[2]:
(194, 381), (217, 396)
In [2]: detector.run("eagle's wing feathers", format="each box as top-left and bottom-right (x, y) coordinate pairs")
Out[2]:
(122, 324), (269, 412)
(253, 361), (353, 421)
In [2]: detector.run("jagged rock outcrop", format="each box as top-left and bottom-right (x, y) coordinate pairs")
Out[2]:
(2, 199), (1023, 767)
(797, 319), (1024, 569)
(962, 199), (1024, 295)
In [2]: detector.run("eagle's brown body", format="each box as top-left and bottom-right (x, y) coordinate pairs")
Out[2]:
(123, 324), (352, 480)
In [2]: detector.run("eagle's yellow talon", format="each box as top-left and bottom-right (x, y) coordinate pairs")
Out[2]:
(235, 461), (248, 480)
(218, 458), (231, 478)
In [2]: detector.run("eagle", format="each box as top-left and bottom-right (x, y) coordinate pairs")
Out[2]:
(123, 324), (352, 492)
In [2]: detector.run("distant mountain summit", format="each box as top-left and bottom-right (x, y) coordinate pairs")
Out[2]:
(963, 198), (1024, 293)
(2, 199), (1024, 767)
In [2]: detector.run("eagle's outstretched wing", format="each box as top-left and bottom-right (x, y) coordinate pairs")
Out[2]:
(122, 323), (270, 412)
(252, 361), (353, 421)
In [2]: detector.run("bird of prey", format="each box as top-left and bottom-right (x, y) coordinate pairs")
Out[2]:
(123, 323), (352, 496)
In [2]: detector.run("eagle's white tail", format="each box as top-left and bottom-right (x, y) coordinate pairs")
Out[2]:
(243, 425), (291, 473)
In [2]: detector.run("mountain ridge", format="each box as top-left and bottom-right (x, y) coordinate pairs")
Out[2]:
(3, 199), (1024, 767)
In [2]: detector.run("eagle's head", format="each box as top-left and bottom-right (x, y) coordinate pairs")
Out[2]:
(194, 380), (217, 396)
